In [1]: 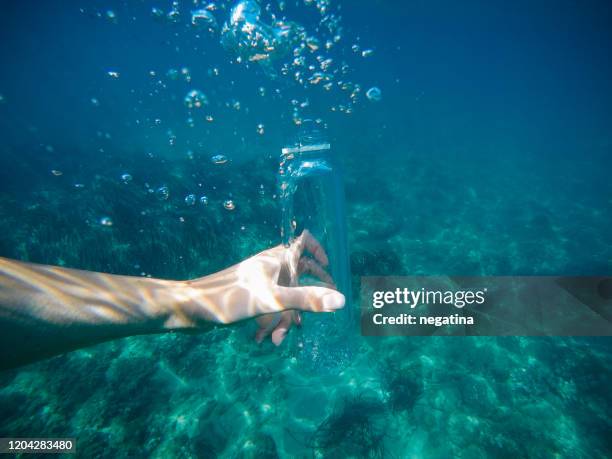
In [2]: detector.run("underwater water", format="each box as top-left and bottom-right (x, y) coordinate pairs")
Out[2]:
(0, 0), (611, 457)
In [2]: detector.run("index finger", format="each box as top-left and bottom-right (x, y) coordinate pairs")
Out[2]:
(294, 229), (329, 266)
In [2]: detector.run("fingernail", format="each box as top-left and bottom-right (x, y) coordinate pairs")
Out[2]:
(323, 292), (345, 310)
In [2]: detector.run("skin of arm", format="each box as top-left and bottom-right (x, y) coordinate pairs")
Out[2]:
(0, 230), (345, 370)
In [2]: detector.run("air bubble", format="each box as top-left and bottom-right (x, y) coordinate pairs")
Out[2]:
(151, 7), (164, 19)
(223, 199), (236, 210)
(181, 67), (192, 83)
(100, 217), (113, 227)
(167, 7), (180, 23)
(191, 8), (218, 29)
(185, 194), (196, 206)
(366, 86), (382, 102)
(211, 154), (228, 165)
(306, 37), (320, 52)
(156, 186), (170, 200)
(121, 173), (133, 183)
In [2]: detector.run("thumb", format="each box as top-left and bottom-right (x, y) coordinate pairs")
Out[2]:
(276, 285), (345, 312)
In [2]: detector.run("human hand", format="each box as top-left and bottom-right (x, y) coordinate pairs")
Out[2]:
(168, 230), (345, 344)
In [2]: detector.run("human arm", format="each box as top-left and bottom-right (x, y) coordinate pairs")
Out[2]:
(0, 231), (344, 370)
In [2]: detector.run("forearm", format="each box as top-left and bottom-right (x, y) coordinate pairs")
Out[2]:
(0, 257), (195, 370)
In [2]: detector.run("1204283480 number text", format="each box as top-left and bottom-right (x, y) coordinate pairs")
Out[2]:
(0, 438), (76, 454)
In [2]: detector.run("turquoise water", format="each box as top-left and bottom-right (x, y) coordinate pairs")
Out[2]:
(0, 1), (611, 457)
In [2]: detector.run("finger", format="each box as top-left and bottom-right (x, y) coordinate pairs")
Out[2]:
(298, 257), (334, 285)
(295, 230), (329, 267)
(255, 326), (268, 344)
(276, 285), (345, 312)
(255, 313), (282, 344)
(271, 312), (293, 346)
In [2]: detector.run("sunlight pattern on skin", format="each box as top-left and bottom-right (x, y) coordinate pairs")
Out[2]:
(0, 230), (345, 362)
(172, 230), (344, 343)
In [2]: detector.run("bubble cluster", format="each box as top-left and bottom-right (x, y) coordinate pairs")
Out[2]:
(78, 1), (382, 232)
(143, 0), (381, 127)
(217, 0), (378, 116)
(220, 0), (304, 72)
(184, 89), (208, 109)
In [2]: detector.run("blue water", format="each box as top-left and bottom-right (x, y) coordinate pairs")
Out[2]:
(0, 1), (611, 457)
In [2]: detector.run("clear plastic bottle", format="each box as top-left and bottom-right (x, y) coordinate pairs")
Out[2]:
(278, 120), (353, 369)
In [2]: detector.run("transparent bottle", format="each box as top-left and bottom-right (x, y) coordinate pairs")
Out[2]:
(278, 120), (353, 369)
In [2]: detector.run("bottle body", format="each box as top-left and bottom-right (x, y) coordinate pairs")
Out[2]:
(278, 120), (352, 331)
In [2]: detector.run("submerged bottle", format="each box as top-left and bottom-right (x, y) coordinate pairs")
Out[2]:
(278, 120), (353, 369)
